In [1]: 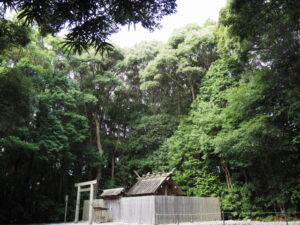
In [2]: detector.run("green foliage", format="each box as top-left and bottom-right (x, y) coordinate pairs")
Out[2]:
(130, 114), (178, 153)
(0, 28), (100, 224)
(114, 114), (178, 187)
(3, 0), (177, 54)
(140, 23), (218, 115)
(0, 67), (33, 131)
(165, 58), (237, 199)
(0, 19), (30, 52)
(221, 186), (253, 218)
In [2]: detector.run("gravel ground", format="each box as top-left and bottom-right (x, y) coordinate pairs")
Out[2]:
(36, 220), (300, 225)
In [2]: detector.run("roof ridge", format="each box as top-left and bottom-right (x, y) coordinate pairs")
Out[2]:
(139, 172), (170, 180)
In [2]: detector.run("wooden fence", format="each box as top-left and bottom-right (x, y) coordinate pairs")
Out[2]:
(121, 196), (155, 224)
(155, 196), (221, 224)
(83, 196), (221, 224)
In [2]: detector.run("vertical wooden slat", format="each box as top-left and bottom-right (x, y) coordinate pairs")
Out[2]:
(74, 186), (81, 223)
(88, 184), (94, 224)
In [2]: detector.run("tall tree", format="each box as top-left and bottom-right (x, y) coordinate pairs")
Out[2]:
(141, 23), (218, 115)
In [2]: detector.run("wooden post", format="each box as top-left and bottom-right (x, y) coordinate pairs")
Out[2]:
(75, 186), (81, 223)
(285, 210), (289, 225)
(89, 184), (94, 224)
(64, 194), (68, 222)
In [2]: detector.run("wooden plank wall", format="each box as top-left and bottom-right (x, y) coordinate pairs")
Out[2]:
(106, 199), (121, 222)
(120, 196), (155, 224)
(154, 196), (221, 224)
(82, 199), (108, 222)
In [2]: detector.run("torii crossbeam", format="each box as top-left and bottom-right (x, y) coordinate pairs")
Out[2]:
(74, 180), (97, 224)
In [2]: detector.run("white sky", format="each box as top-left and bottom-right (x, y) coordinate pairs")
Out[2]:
(110, 0), (227, 48)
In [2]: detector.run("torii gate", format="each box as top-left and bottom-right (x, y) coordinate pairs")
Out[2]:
(74, 179), (97, 224)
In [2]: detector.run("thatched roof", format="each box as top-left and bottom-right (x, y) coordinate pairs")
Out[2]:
(127, 171), (183, 196)
(101, 187), (125, 198)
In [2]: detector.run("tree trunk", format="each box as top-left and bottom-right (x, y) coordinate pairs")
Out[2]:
(191, 86), (195, 101)
(243, 169), (249, 184)
(96, 167), (102, 186)
(177, 93), (181, 115)
(221, 158), (233, 189)
(111, 153), (115, 179)
(93, 114), (104, 156)
(111, 127), (120, 179)
(93, 113), (104, 194)
(188, 73), (195, 101)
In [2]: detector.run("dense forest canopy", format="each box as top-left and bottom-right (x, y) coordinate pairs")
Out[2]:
(0, 0), (300, 223)
(0, 0), (177, 53)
